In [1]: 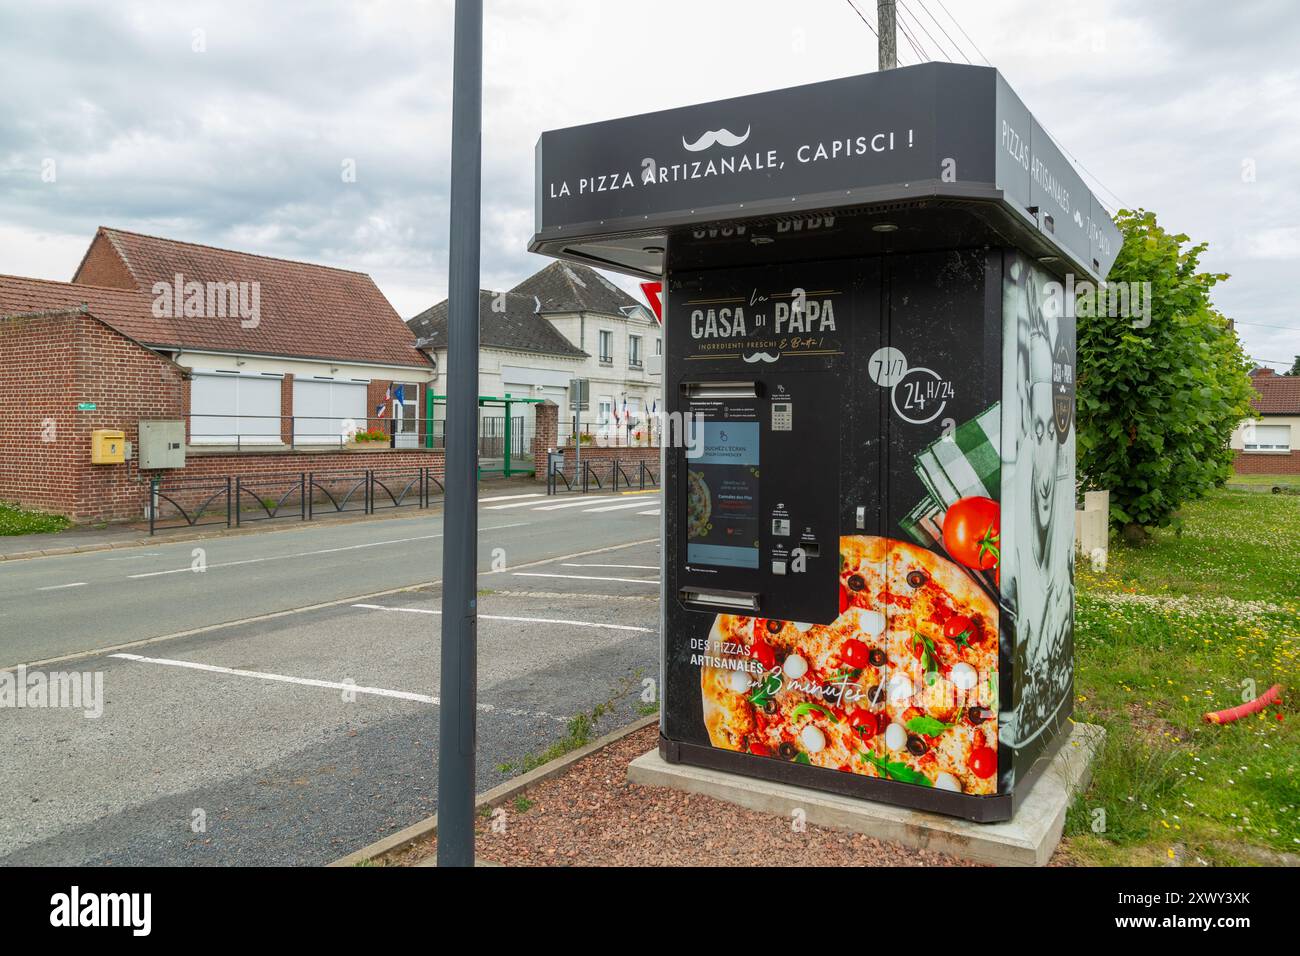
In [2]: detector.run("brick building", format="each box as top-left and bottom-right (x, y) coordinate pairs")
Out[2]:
(0, 227), (438, 522)
(1231, 367), (1300, 475)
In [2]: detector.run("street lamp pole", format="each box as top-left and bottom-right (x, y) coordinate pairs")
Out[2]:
(437, 0), (482, 868)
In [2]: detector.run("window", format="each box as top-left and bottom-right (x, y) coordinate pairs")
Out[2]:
(1243, 423), (1291, 452)
(599, 330), (613, 364)
(190, 371), (281, 445)
(598, 397), (614, 424)
(629, 335), (642, 368)
(654, 337), (662, 356)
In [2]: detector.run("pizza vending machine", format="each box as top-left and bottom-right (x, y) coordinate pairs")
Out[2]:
(529, 63), (1120, 821)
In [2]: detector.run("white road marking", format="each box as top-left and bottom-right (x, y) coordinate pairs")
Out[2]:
(4, 536), (657, 673)
(108, 652), (568, 721)
(485, 495), (616, 511)
(477, 493), (544, 503)
(126, 523), (528, 579)
(512, 572), (659, 585)
(352, 603), (654, 633)
(36, 582), (87, 591)
(526, 496), (624, 511)
(560, 563), (658, 570)
(637, 509), (661, 516)
(583, 501), (657, 513)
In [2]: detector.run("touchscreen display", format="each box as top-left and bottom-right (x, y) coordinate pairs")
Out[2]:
(686, 417), (760, 569)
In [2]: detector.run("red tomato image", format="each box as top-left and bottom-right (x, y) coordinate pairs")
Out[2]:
(969, 746), (997, 779)
(942, 496), (1001, 574)
(840, 639), (871, 669)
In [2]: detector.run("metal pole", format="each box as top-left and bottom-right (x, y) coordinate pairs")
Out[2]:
(503, 401), (512, 478)
(877, 0), (897, 70)
(437, 0), (482, 869)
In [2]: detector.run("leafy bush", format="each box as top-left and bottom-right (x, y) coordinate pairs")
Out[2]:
(352, 429), (389, 443)
(1077, 209), (1255, 539)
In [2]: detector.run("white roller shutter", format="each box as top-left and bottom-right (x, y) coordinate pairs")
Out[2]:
(293, 378), (368, 444)
(190, 371), (281, 444)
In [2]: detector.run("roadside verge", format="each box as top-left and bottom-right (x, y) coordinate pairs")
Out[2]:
(328, 713), (659, 867)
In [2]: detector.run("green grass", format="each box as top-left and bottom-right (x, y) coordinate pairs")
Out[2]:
(1064, 488), (1299, 865)
(512, 795), (536, 814)
(497, 713), (595, 775)
(1226, 473), (1300, 488)
(495, 669), (651, 776)
(0, 502), (71, 536)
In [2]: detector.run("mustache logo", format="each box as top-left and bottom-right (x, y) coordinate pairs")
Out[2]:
(682, 124), (751, 152)
(742, 351), (780, 364)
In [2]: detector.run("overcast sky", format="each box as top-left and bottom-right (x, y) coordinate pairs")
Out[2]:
(1, 0), (1296, 368)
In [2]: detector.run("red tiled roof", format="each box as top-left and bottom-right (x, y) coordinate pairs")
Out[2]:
(0, 274), (175, 347)
(1249, 369), (1300, 415)
(74, 227), (429, 369)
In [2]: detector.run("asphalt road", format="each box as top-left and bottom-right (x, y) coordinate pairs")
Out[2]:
(0, 489), (661, 667)
(0, 489), (663, 865)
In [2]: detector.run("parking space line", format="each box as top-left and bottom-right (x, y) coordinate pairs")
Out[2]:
(36, 582), (88, 591)
(352, 603), (654, 632)
(512, 572), (659, 585)
(126, 523), (528, 579)
(477, 493), (544, 503)
(582, 501), (660, 513)
(637, 509), (661, 516)
(560, 563), (658, 570)
(108, 652), (569, 722)
(528, 497), (624, 511)
(485, 495), (618, 511)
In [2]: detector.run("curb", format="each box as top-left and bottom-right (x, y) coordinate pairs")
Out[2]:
(0, 500), (454, 562)
(328, 713), (660, 867)
(0, 485), (641, 563)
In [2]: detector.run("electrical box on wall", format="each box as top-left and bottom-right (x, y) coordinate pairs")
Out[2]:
(90, 429), (126, 464)
(138, 420), (186, 469)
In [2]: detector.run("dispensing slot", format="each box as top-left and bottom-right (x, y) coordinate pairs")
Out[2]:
(679, 588), (760, 611)
(681, 381), (760, 400)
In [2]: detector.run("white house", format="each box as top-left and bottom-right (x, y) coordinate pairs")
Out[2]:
(408, 261), (662, 444)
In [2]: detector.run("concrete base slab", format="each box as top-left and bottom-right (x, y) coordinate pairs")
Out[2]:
(628, 722), (1104, 866)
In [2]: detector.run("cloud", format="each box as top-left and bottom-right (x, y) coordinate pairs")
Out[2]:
(0, 0), (1295, 369)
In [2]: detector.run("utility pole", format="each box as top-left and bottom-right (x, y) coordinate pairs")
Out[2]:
(437, 0), (482, 869)
(877, 0), (897, 70)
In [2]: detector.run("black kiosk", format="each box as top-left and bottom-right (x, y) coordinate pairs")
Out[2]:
(530, 63), (1121, 821)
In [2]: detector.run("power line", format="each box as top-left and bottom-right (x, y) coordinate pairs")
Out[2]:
(1236, 320), (1300, 332)
(842, 0), (878, 38)
(845, 0), (920, 66)
(899, 0), (960, 62)
(892, 4), (930, 62)
(911, 0), (974, 64)
(931, 0), (991, 65)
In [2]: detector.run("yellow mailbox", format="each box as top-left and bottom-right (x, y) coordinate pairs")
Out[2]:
(90, 429), (126, 464)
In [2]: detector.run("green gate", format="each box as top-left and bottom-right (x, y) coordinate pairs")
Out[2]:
(426, 392), (541, 479)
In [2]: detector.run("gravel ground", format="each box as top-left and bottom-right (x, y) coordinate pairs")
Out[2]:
(394, 724), (980, 867)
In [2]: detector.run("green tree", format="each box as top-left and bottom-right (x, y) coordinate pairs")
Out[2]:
(1285, 355), (1300, 376)
(1076, 209), (1255, 541)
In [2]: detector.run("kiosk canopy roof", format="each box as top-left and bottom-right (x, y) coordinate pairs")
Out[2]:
(531, 63), (1121, 283)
